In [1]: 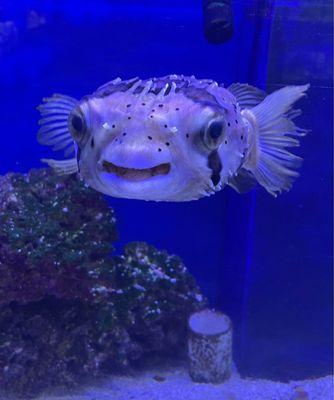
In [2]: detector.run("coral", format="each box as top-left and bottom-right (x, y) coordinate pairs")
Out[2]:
(0, 169), (117, 305)
(0, 170), (205, 398)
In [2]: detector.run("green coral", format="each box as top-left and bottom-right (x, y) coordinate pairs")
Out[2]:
(0, 169), (117, 305)
(0, 170), (116, 265)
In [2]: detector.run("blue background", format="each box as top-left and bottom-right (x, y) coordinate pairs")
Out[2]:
(0, 0), (332, 380)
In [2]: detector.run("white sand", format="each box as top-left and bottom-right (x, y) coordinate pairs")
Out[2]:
(37, 363), (333, 400)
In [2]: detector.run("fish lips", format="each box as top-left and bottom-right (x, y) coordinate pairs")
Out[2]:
(100, 160), (171, 182)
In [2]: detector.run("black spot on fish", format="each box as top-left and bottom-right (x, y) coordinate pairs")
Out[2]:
(90, 138), (94, 148)
(208, 150), (222, 186)
(158, 148), (162, 152)
(123, 132), (127, 136)
(128, 116), (131, 120)
(164, 124), (168, 128)
(112, 124), (116, 128)
(159, 104), (163, 108)
(165, 142), (170, 146)
(142, 102), (146, 106)
(126, 104), (131, 108)
(175, 107), (179, 111)
(227, 122), (231, 127)
(235, 120), (238, 124)
(148, 136), (152, 140)
(186, 133), (189, 138)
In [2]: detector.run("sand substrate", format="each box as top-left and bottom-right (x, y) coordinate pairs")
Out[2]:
(35, 363), (333, 400)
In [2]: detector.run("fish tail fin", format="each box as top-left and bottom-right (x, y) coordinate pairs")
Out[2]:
(241, 84), (310, 196)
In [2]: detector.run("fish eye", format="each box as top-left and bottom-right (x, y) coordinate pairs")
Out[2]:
(71, 114), (83, 132)
(203, 117), (226, 150)
(68, 110), (87, 143)
(208, 120), (224, 139)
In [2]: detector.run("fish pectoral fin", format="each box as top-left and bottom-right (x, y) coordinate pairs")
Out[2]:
(242, 84), (310, 196)
(41, 158), (78, 175)
(37, 93), (78, 158)
(228, 83), (266, 109)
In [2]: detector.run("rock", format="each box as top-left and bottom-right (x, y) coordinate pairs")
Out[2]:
(0, 169), (117, 305)
(0, 169), (206, 398)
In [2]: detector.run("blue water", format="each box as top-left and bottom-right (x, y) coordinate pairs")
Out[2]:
(0, 0), (332, 384)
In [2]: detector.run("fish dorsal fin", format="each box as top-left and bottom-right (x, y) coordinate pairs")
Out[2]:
(228, 83), (267, 109)
(37, 93), (78, 158)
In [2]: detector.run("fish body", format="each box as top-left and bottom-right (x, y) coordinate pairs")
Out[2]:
(37, 75), (309, 201)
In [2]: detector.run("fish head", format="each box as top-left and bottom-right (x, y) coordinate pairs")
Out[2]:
(68, 94), (243, 201)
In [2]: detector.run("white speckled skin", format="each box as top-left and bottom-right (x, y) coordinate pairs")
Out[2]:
(38, 77), (309, 199)
(77, 75), (249, 202)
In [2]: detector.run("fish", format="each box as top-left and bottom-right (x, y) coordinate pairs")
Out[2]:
(37, 75), (309, 202)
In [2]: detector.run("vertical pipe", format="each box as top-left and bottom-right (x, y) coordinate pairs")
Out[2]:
(239, 0), (276, 366)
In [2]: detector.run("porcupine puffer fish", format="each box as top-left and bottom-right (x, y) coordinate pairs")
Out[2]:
(37, 75), (309, 201)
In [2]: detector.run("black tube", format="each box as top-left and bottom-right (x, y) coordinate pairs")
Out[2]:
(202, 0), (234, 44)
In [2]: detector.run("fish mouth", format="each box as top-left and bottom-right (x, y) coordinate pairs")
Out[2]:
(102, 160), (171, 181)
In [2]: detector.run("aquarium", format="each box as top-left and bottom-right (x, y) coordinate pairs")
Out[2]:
(0, 0), (332, 399)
